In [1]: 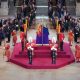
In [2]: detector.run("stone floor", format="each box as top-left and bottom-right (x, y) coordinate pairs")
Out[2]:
(0, 29), (80, 80)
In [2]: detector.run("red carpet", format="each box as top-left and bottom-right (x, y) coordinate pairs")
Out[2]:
(10, 42), (75, 69)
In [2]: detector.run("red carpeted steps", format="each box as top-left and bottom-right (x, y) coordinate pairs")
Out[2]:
(10, 57), (75, 69)
(15, 51), (70, 58)
(15, 45), (70, 58)
(10, 42), (75, 69)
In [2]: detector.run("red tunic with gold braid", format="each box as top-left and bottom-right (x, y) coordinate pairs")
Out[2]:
(5, 44), (10, 60)
(75, 45), (80, 59)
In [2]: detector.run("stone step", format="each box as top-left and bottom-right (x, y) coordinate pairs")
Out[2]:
(36, 0), (48, 16)
(15, 52), (70, 58)
(36, 0), (48, 3)
(36, 7), (48, 16)
(36, 1), (48, 6)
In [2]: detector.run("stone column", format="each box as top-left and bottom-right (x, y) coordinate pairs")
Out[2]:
(76, 0), (80, 16)
(65, 0), (76, 15)
(0, 1), (8, 16)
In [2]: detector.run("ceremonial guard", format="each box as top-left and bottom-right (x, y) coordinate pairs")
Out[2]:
(50, 37), (58, 64)
(20, 31), (25, 52)
(75, 45), (80, 62)
(59, 31), (64, 51)
(4, 44), (10, 62)
(26, 37), (34, 64)
(68, 30), (74, 46)
(26, 43), (34, 64)
(51, 44), (57, 64)
(12, 30), (17, 46)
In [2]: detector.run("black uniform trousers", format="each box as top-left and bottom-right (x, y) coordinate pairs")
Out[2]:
(60, 41), (63, 51)
(7, 34), (11, 42)
(21, 41), (24, 52)
(0, 40), (2, 46)
(27, 49), (32, 64)
(74, 33), (79, 43)
(51, 50), (57, 64)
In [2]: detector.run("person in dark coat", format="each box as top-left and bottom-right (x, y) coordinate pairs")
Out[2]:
(74, 25), (80, 43)
(25, 0), (29, 5)
(17, 12), (21, 21)
(0, 19), (2, 28)
(29, 13), (33, 27)
(0, 27), (3, 46)
(6, 26), (11, 43)
(13, 0), (16, 6)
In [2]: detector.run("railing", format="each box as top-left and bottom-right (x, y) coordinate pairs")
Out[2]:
(15, 5), (76, 8)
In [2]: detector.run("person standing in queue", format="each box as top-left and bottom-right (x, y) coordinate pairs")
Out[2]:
(6, 25), (11, 43)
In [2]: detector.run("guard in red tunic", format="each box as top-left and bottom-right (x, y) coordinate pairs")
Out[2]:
(26, 42), (34, 64)
(12, 30), (17, 46)
(5, 44), (10, 62)
(68, 30), (74, 46)
(59, 32), (65, 51)
(20, 31), (26, 52)
(75, 45), (80, 62)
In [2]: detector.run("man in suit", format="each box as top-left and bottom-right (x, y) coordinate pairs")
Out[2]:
(13, 0), (16, 6)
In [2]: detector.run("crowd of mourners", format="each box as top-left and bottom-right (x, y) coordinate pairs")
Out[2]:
(0, 0), (36, 46)
(17, 0), (36, 27)
(48, 0), (80, 43)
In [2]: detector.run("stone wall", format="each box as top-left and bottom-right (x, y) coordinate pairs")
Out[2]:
(65, 0), (76, 16)
(0, 1), (8, 16)
(76, 3), (80, 17)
